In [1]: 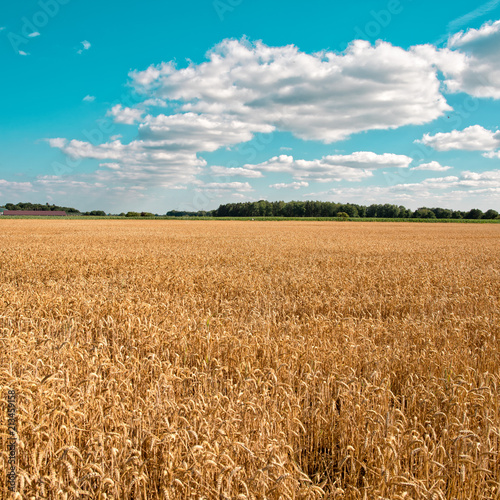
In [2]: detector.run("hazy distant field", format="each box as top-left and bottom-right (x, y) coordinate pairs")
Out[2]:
(1, 220), (499, 499)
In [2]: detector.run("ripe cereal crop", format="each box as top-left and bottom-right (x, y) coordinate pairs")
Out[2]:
(1, 220), (499, 499)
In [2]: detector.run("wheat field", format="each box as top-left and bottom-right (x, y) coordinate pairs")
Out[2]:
(1, 220), (499, 499)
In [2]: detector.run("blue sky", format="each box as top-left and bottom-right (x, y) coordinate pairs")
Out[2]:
(1, 0), (500, 213)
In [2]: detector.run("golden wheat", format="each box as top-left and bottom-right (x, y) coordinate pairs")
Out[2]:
(1, 220), (499, 499)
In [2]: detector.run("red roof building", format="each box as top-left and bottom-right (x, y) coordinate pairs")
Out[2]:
(3, 210), (67, 216)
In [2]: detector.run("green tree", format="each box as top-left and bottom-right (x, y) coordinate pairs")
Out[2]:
(339, 204), (359, 217)
(483, 209), (499, 219)
(413, 208), (436, 219)
(366, 204), (380, 217)
(465, 208), (483, 219)
(431, 207), (452, 219)
(84, 210), (106, 216)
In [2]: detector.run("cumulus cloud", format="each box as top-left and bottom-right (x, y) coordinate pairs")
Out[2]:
(241, 152), (412, 183)
(419, 125), (500, 151)
(45, 33), (500, 197)
(308, 169), (500, 207)
(459, 169), (500, 186)
(143, 98), (168, 107)
(47, 110), (272, 187)
(107, 105), (144, 125)
(449, 18), (500, 47)
(399, 176), (460, 190)
(412, 19), (500, 98)
(130, 38), (451, 143)
(411, 161), (453, 171)
(47, 138), (206, 187)
(321, 152), (412, 169)
(444, 19), (500, 98)
(369, 170), (500, 191)
(138, 112), (273, 151)
(270, 181), (309, 189)
(47, 138), (68, 149)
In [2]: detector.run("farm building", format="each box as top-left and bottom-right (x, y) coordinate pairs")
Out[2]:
(3, 210), (67, 216)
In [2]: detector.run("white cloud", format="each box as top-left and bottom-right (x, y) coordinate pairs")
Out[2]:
(322, 152), (412, 169)
(384, 170), (500, 191)
(197, 181), (253, 192)
(83, 95), (95, 102)
(28, 31), (40, 38)
(99, 163), (121, 170)
(138, 112), (272, 151)
(143, 98), (168, 107)
(446, 0), (500, 34)
(47, 137), (206, 187)
(47, 138), (68, 149)
(47, 110), (272, 188)
(35, 176), (105, 190)
(413, 19), (500, 98)
(0, 179), (33, 192)
(307, 169), (500, 208)
(449, 18), (500, 47)
(459, 169), (500, 186)
(398, 176), (460, 190)
(270, 181), (309, 189)
(0, 175), (166, 210)
(444, 20), (500, 98)
(210, 166), (263, 178)
(419, 125), (500, 151)
(77, 40), (91, 54)
(395, 170), (500, 194)
(411, 161), (453, 171)
(19, 50), (29, 56)
(131, 38), (451, 143)
(107, 105), (145, 125)
(242, 152), (412, 183)
(44, 35), (500, 199)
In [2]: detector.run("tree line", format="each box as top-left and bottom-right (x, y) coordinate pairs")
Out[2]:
(4, 201), (499, 219)
(3, 203), (106, 216)
(207, 201), (499, 219)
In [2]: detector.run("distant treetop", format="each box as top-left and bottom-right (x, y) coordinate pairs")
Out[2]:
(5, 202), (81, 213)
(3, 203), (108, 216)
